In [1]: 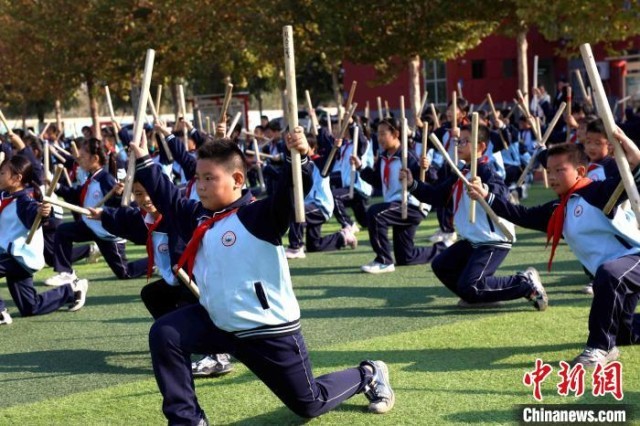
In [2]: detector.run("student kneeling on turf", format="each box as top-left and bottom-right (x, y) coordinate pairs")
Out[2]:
(129, 129), (394, 424)
(401, 124), (548, 310)
(468, 131), (640, 367)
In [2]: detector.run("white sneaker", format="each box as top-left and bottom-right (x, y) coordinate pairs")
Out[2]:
(285, 247), (306, 259)
(571, 346), (620, 367)
(340, 228), (358, 249)
(0, 309), (13, 325)
(45, 271), (77, 287)
(442, 232), (457, 247)
(582, 282), (594, 295)
(428, 229), (445, 243)
(86, 242), (101, 264)
(361, 261), (395, 274)
(69, 279), (88, 312)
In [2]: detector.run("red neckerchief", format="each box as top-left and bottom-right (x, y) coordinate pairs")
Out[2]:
(185, 178), (196, 198)
(587, 163), (598, 173)
(144, 213), (164, 281)
(176, 208), (239, 281)
(546, 177), (592, 271)
(451, 157), (488, 214)
(0, 196), (15, 215)
(80, 170), (100, 206)
(381, 155), (396, 189)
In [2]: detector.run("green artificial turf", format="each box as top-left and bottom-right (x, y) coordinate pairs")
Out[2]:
(0, 185), (638, 425)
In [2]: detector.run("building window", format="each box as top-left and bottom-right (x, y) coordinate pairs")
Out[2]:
(423, 59), (447, 108)
(472, 60), (485, 79)
(503, 59), (516, 78)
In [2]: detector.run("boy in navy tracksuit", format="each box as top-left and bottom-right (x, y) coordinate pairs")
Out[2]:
(286, 137), (357, 258)
(0, 154), (87, 325)
(353, 117), (432, 274)
(130, 130), (394, 424)
(469, 134), (640, 366)
(403, 125), (548, 309)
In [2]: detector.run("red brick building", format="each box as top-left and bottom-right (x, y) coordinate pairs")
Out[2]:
(343, 29), (636, 117)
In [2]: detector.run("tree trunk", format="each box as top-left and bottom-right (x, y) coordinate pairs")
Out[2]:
(409, 55), (421, 126)
(171, 83), (180, 122)
(86, 76), (101, 139)
(331, 64), (342, 107)
(517, 28), (529, 106)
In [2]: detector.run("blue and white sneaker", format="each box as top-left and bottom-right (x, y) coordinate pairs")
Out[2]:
(361, 360), (395, 414)
(361, 261), (395, 274)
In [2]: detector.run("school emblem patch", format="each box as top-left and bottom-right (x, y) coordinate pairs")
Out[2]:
(574, 205), (583, 217)
(221, 231), (236, 247)
(158, 243), (169, 253)
(93, 190), (101, 199)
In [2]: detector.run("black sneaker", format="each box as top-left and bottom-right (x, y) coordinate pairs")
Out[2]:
(361, 360), (395, 414)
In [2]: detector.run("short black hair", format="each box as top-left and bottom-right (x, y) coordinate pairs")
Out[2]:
(460, 124), (490, 144)
(585, 118), (605, 135)
(197, 138), (246, 176)
(547, 143), (589, 168)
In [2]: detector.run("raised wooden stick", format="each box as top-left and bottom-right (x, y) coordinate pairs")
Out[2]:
(225, 111), (242, 138)
(70, 141), (79, 159)
(122, 48), (155, 207)
(219, 83), (234, 124)
(430, 103), (440, 128)
(401, 115), (408, 220)
(457, 81), (463, 99)
(419, 123), (429, 182)
(452, 91), (458, 164)
(384, 100), (390, 118)
(283, 25), (305, 223)
(95, 186), (118, 208)
(26, 165), (63, 244)
(43, 142), (50, 186)
(604, 181), (625, 215)
(487, 93), (498, 119)
(39, 122), (51, 140)
(305, 90), (319, 136)
(364, 101), (370, 123)
(244, 150), (275, 159)
(174, 266), (201, 298)
(47, 143), (67, 164)
(252, 137), (266, 190)
(205, 116), (212, 134)
(565, 86), (573, 143)
(0, 109), (14, 135)
(155, 84), (162, 115)
(469, 112), (479, 223)
(377, 96), (383, 121)
(43, 195), (90, 215)
(104, 86), (117, 125)
(574, 69), (590, 106)
(147, 91), (173, 162)
(429, 133), (514, 241)
(348, 124), (360, 199)
(340, 81), (357, 131)
(178, 84), (189, 150)
(419, 91), (429, 118)
(581, 43), (640, 225)
(320, 103), (357, 177)
(532, 55), (539, 115)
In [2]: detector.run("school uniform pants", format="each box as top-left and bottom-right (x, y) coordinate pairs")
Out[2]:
(0, 254), (74, 316)
(53, 220), (147, 279)
(262, 164), (282, 198)
(431, 240), (534, 303)
(288, 206), (345, 252)
(42, 217), (91, 267)
(588, 254), (640, 351)
(435, 166), (455, 233)
(140, 279), (199, 320)
(504, 165), (523, 187)
(149, 304), (373, 423)
(367, 202), (440, 266)
(332, 187), (369, 229)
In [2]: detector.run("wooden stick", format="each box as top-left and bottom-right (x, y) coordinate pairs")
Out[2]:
(43, 142), (50, 186)
(384, 100), (390, 118)
(26, 165), (63, 244)
(429, 133), (514, 241)
(305, 90), (319, 136)
(147, 90), (173, 162)
(219, 83), (234, 124)
(487, 93), (498, 119)
(252, 138), (266, 190)
(175, 267), (201, 298)
(532, 55), (539, 115)
(581, 43), (640, 225)
(475, 98), (487, 113)
(178, 84), (189, 150)
(225, 111), (242, 138)
(348, 124), (360, 199)
(0, 151), (4, 164)
(419, 123), (429, 182)
(205, 116), (212, 134)
(62, 167), (72, 187)
(244, 149), (275, 159)
(565, 86), (573, 142)
(540, 102), (566, 146)
(70, 141), (79, 159)
(43, 195), (91, 215)
(364, 101), (370, 123)
(0, 109), (13, 135)
(469, 112), (479, 223)
(95, 186), (118, 208)
(155, 84), (162, 115)
(104, 86), (117, 123)
(344, 81), (357, 118)
(452, 91), (458, 164)
(49, 143), (73, 158)
(604, 181), (625, 215)
(48, 144), (66, 163)
(575, 69), (590, 106)
(430, 103), (440, 128)
(283, 25), (305, 223)
(457, 81), (463, 99)
(122, 48), (155, 207)
(401, 116), (408, 220)
(377, 96), (383, 121)
(419, 91), (429, 117)
(321, 103), (357, 177)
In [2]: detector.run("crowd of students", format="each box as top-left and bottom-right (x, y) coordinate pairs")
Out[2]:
(1, 80), (640, 423)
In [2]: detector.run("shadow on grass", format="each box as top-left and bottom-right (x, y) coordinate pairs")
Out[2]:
(0, 349), (151, 378)
(296, 285), (451, 307)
